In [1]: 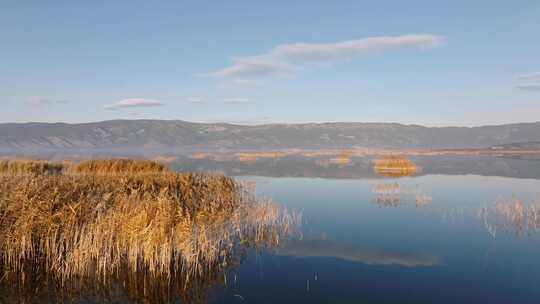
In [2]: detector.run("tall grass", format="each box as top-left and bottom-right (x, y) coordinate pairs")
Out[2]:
(0, 159), (300, 303)
(373, 155), (418, 177)
(74, 159), (167, 175)
(0, 159), (64, 176)
(0, 159), (167, 176)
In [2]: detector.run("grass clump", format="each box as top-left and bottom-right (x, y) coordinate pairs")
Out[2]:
(0, 159), (64, 176)
(0, 159), (299, 303)
(74, 158), (167, 175)
(373, 155), (418, 177)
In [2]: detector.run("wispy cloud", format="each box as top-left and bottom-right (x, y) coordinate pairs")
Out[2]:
(186, 96), (207, 103)
(25, 97), (69, 107)
(271, 34), (443, 62)
(515, 83), (540, 90)
(208, 57), (292, 78)
(104, 98), (164, 110)
(222, 97), (252, 104)
(206, 34), (444, 79)
(225, 78), (264, 87)
(517, 72), (540, 81)
(515, 72), (540, 91)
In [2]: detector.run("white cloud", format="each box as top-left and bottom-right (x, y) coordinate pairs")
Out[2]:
(222, 97), (251, 104)
(104, 98), (164, 110)
(226, 79), (264, 87)
(208, 56), (292, 78)
(517, 72), (540, 81)
(25, 97), (69, 107)
(186, 96), (207, 103)
(515, 72), (540, 91)
(207, 34), (443, 78)
(271, 34), (443, 62)
(515, 83), (540, 91)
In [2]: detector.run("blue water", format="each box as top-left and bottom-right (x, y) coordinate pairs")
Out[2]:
(212, 175), (540, 303)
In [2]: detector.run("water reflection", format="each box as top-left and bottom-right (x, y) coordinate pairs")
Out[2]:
(479, 197), (540, 238)
(0, 202), (301, 304)
(2, 157), (540, 302)
(372, 182), (432, 208)
(277, 239), (440, 267)
(441, 206), (467, 225)
(0, 261), (234, 303)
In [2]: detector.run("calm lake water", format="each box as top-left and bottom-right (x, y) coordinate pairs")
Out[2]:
(2, 156), (540, 303)
(209, 173), (540, 303)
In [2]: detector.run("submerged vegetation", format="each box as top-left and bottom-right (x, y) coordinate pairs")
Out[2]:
(0, 159), (300, 303)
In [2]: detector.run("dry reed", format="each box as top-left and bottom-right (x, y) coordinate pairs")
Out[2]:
(0, 159), (63, 176)
(373, 156), (418, 177)
(479, 196), (540, 238)
(74, 159), (167, 175)
(0, 159), (300, 303)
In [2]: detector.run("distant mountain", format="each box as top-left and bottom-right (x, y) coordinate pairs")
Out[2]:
(491, 141), (540, 150)
(1, 120), (540, 152)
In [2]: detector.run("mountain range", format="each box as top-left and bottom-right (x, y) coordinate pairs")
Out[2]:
(1, 120), (540, 153)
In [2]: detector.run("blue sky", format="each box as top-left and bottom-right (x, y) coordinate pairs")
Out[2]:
(1, 0), (539, 126)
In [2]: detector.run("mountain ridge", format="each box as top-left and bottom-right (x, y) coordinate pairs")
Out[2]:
(3, 119), (540, 128)
(2, 120), (540, 152)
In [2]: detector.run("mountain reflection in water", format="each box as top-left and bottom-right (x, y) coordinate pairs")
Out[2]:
(278, 239), (440, 267)
(2, 157), (540, 303)
(167, 155), (540, 180)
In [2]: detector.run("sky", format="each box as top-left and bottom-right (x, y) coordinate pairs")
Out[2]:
(1, 0), (539, 126)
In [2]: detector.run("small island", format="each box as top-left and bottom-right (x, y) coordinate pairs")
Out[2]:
(373, 155), (419, 177)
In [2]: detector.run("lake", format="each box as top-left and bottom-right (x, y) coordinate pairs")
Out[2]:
(206, 165), (540, 303)
(2, 155), (540, 303)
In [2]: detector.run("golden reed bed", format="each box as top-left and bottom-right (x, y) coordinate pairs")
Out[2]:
(373, 156), (419, 177)
(0, 159), (299, 303)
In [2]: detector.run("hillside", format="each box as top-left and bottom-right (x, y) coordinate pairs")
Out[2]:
(491, 141), (540, 150)
(1, 120), (540, 152)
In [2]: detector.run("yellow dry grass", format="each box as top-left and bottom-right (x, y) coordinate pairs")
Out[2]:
(0, 159), (64, 176)
(74, 158), (167, 175)
(373, 155), (418, 177)
(190, 152), (211, 160)
(0, 159), (300, 302)
(236, 152), (287, 162)
(328, 158), (351, 167)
